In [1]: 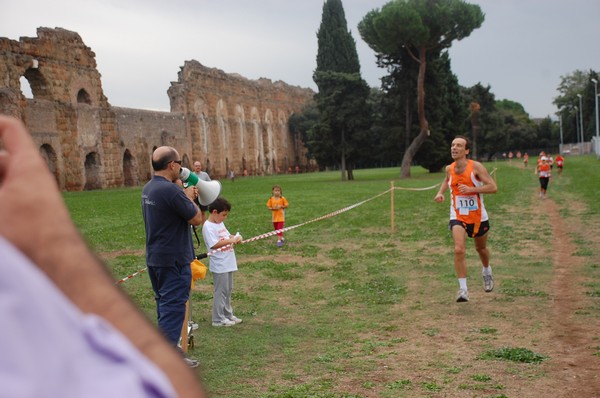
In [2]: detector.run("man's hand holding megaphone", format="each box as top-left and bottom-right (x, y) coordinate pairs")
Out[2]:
(175, 178), (198, 202)
(185, 185), (199, 202)
(179, 167), (222, 206)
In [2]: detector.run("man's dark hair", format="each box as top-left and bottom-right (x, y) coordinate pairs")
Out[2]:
(455, 135), (471, 151)
(152, 147), (178, 171)
(208, 197), (231, 213)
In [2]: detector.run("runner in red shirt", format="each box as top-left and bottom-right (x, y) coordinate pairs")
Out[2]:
(555, 154), (564, 175)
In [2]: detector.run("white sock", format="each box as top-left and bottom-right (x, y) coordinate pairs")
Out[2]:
(482, 265), (492, 276)
(459, 278), (468, 290)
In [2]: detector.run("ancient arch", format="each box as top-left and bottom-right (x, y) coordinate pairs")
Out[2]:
(40, 143), (59, 184)
(182, 153), (191, 169)
(84, 152), (102, 190)
(278, 110), (288, 150)
(77, 89), (92, 104)
(250, 107), (263, 174)
(193, 99), (210, 156)
(123, 149), (138, 187)
(216, 99), (230, 175)
(264, 109), (275, 174)
(235, 104), (245, 150)
(22, 67), (52, 100)
(277, 111), (289, 172)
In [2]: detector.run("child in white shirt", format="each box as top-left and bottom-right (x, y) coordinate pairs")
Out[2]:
(202, 197), (243, 327)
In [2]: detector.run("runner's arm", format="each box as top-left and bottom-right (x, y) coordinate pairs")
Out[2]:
(434, 166), (450, 202)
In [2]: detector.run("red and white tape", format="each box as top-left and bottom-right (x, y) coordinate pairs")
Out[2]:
(115, 267), (147, 284)
(116, 184), (432, 284)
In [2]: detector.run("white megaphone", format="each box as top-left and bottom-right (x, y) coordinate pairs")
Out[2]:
(179, 167), (222, 206)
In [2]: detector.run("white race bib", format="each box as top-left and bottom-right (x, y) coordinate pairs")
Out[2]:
(456, 195), (478, 215)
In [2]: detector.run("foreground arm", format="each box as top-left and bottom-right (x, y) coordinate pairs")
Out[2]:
(0, 116), (206, 398)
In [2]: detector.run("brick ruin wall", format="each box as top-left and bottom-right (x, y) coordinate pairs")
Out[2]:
(0, 27), (315, 190)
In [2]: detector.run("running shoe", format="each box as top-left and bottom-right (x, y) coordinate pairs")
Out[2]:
(456, 289), (469, 302)
(483, 274), (494, 292)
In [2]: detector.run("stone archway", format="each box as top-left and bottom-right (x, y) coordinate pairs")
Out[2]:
(84, 151), (102, 190)
(40, 143), (59, 185)
(77, 88), (92, 104)
(182, 154), (190, 169)
(22, 67), (52, 100)
(123, 149), (138, 187)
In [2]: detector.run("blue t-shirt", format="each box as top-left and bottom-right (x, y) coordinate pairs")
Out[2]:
(142, 176), (197, 267)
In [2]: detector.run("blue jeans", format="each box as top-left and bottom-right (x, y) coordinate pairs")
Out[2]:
(148, 262), (191, 346)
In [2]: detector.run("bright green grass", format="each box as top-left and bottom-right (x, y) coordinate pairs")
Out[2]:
(63, 156), (600, 397)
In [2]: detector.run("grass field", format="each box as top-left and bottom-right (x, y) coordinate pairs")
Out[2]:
(64, 156), (600, 398)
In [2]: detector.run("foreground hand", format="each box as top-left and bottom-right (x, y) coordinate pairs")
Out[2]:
(0, 116), (76, 259)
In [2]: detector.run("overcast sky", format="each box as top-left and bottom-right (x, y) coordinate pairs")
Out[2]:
(2, 0), (599, 119)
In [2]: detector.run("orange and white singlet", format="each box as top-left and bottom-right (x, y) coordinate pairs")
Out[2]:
(538, 163), (551, 178)
(448, 160), (488, 224)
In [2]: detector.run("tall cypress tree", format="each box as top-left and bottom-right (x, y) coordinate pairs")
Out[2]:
(316, 0), (360, 74)
(313, 0), (371, 180)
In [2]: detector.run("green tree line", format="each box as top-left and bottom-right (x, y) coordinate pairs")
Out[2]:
(290, 0), (596, 179)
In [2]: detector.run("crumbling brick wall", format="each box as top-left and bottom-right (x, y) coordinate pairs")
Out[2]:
(0, 27), (314, 190)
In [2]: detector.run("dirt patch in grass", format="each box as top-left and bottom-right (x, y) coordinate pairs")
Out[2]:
(542, 198), (600, 397)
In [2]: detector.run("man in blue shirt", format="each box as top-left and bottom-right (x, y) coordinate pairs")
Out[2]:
(142, 147), (204, 366)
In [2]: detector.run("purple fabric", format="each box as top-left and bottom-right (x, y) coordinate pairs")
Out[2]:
(0, 237), (177, 398)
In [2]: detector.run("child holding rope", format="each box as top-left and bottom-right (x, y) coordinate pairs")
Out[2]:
(202, 197), (243, 327)
(266, 185), (289, 247)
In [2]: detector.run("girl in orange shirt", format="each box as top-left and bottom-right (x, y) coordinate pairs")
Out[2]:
(266, 185), (289, 247)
